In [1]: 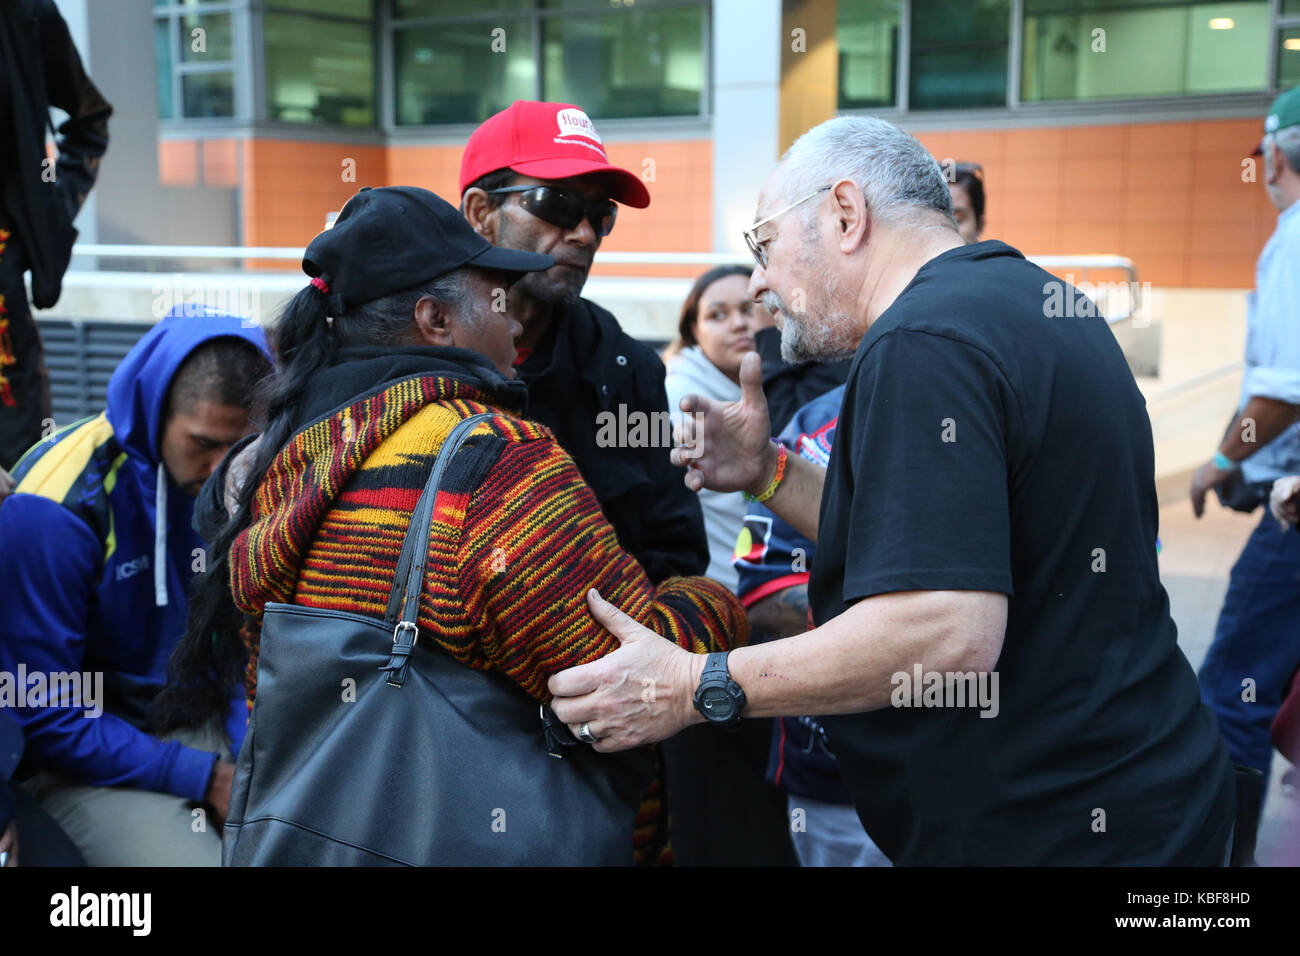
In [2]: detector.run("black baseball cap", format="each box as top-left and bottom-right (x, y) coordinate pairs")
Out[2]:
(303, 186), (553, 312)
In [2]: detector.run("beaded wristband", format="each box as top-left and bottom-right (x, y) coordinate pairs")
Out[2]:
(744, 442), (788, 503)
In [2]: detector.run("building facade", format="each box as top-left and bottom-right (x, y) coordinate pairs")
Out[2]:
(60, 0), (1296, 287)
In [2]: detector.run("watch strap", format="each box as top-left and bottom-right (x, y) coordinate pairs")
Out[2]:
(702, 651), (729, 682)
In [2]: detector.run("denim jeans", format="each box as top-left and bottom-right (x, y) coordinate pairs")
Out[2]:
(1199, 512), (1300, 775)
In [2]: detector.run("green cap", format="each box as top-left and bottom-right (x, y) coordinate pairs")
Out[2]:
(1255, 87), (1300, 155)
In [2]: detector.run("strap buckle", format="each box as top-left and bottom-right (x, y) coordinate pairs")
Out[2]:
(381, 620), (420, 688)
(392, 620), (419, 647)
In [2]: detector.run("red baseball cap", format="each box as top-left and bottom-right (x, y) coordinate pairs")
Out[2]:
(459, 101), (650, 209)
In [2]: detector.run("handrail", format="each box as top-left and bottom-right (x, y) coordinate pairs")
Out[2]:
(1145, 360), (1245, 405)
(71, 243), (1139, 273)
(68, 244), (1141, 321)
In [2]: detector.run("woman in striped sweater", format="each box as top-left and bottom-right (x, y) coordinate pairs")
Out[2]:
(162, 186), (747, 865)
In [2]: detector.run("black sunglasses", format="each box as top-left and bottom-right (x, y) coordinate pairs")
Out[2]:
(487, 185), (618, 237)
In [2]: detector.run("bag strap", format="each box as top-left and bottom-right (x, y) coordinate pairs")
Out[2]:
(385, 411), (494, 625)
(380, 412), (494, 687)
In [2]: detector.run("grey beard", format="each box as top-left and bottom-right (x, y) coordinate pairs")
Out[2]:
(765, 292), (858, 364)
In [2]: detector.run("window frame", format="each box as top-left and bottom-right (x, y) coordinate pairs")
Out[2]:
(155, 0), (711, 136)
(838, 0), (1288, 127)
(258, 2), (380, 128)
(383, 0), (712, 134)
(153, 0), (243, 123)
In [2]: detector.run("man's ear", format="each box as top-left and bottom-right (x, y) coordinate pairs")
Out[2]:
(462, 189), (499, 243)
(412, 295), (455, 348)
(830, 178), (870, 253)
(1267, 141), (1288, 185)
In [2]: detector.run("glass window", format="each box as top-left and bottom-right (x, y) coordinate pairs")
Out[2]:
(179, 12), (232, 62)
(265, 0), (373, 17)
(838, 0), (901, 109)
(542, 0), (632, 8)
(155, 19), (175, 119)
(1021, 0), (1269, 102)
(264, 13), (374, 125)
(181, 71), (234, 118)
(541, 6), (704, 119)
(395, 22), (536, 125)
(1281, 27), (1300, 88)
(396, 0), (532, 16)
(909, 0), (1010, 109)
(1284, 0), (1300, 14)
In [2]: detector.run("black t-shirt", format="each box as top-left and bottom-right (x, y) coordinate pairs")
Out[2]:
(809, 240), (1235, 865)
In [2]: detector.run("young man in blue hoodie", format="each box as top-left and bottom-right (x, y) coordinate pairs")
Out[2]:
(0, 306), (270, 865)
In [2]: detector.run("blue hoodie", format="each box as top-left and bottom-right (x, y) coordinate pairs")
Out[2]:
(0, 307), (268, 801)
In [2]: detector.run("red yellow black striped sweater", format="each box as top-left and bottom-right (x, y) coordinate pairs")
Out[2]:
(227, 365), (748, 862)
(229, 372), (746, 700)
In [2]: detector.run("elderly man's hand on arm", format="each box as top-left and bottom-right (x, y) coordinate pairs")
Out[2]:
(549, 586), (1008, 752)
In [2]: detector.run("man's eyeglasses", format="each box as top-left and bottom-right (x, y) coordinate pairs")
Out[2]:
(487, 185), (618, 238)
(743, 185), (831, 269)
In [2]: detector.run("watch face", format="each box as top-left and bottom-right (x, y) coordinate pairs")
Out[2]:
(700, 686), (737, 721)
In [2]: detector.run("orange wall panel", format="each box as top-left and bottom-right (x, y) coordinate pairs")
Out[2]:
(158, 140), (198, 186)
(384, 139), (712, 277)
(241, 140), (389, 254)
(202, 139), (239, 187)
(174, 118), (1274, 289)
(913, 116), (1276, 288)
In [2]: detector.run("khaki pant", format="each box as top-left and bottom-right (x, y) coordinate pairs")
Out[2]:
(24, 722), (229, 867)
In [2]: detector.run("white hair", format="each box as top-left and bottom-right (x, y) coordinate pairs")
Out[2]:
(1265, 126), (1300, 175)
(776, 116), (953, 229)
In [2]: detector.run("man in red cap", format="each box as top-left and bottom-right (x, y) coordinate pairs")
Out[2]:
(459, 101), (708, 584)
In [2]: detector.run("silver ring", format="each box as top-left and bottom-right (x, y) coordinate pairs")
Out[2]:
(576, 721), (597, 744)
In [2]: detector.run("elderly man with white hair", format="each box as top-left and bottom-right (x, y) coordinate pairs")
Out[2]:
(550, 115), (1237, 866)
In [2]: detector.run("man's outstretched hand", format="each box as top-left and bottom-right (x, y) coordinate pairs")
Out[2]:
(548, 590), (704, 752)
(672, 351), (775, 494)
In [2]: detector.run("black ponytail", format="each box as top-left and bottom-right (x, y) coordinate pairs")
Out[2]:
(154, 273), (469, 733)
(153, 283), (337, 734)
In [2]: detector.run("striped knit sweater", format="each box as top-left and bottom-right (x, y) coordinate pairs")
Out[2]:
(227, 368), (748, 863)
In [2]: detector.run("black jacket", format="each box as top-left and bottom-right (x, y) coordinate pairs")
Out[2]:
(517, 297), (708, 583)
(0, 0), (111, 308)
(754, 326), (853, 435)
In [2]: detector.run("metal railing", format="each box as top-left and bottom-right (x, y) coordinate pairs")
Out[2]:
(70, 244), (1142, 322)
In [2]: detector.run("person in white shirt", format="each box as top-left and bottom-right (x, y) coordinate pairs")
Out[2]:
(664, 266), (773, 590)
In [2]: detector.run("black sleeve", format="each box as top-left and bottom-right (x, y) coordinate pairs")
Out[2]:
(626, 355), (710, 581)
(37, 0), (111, 222)
(839, 329), (1015, 604)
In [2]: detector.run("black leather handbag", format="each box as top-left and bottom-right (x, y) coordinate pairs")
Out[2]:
(223, 413), (655, 866)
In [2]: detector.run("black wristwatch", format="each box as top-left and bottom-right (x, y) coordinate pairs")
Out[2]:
(693, 651), (747, 728)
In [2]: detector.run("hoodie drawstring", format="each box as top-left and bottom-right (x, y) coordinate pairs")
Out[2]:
(154, 466), (169, 607)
